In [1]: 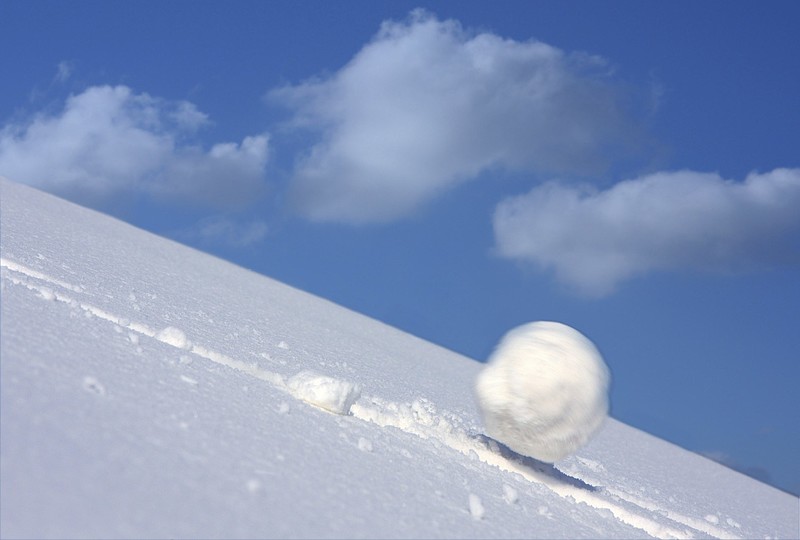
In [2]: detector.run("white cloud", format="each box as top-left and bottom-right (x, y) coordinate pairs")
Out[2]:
(271, 10), (639, 223)
(0, 85), (269, 210)
(493, 168), (800, 296)
(54, 61), (74, 83)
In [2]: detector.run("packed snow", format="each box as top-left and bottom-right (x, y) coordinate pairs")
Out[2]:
(287, 370), (362, 415)
(2, 177), (798, 539)
(475, 321), (610, 462)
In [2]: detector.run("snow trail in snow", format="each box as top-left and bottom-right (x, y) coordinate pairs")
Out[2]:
(1, 256), (745, 539)
(0, 257), (84, 293)
(349, 396), (707, 539)
(1, 258), (286, 389)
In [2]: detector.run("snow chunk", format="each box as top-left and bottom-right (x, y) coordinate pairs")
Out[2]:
(287, 370), (362, 415)
(468, 493), (485, 520)
(156, 326), (191, 350)
(502, 484), (519, 504)
(37, 287), (55, 301)
(475, 321), (610, 462)
(357, 437), (373, 452)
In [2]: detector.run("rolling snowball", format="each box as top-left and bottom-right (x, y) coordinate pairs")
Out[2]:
(475, 321), (610, 462)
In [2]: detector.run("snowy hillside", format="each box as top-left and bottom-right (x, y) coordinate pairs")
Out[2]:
(1, 177), (797, 539)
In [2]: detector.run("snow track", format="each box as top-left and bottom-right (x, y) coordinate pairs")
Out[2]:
(2, 256), (748, 539)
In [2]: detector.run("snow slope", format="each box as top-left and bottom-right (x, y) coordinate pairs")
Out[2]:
(1, 177), (798, 539)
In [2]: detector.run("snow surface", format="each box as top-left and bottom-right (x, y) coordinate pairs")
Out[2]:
(475, 321), (610, 462)
(1, 177), (798, 539)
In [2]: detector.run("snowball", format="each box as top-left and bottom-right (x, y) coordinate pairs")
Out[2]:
(475, 321), (610, 463)
(287, 370), (362, 415)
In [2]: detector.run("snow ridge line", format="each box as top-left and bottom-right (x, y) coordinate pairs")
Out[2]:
(0, 258), (286, 388)
(1, 257), (737, 540)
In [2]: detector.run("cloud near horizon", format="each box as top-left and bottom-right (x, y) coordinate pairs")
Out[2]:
(271, 10), (641, 223)
(493, 168), (800, 297)
(0, 85), (269, 210)
(186, 215), (269, 248)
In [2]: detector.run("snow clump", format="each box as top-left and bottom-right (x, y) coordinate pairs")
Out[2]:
(475, 321), (610, 463)
(287, 370), (362, 415)
(156, 326), (191, 350)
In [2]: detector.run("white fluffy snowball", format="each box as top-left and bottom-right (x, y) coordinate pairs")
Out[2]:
(475, 321), (610, 462)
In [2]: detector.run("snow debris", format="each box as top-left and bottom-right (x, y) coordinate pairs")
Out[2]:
(179, 375), (198, 386)
(726, 517), (741, 529)
(82, 376), (106, 396)
(287, 370), (362, 415)
(37, 286), (55, 301)
(704, 514), (719, 524)
(357, 437), (373, 452)
(468, 493), (485, 520)
(277, 340), (289, 349)
(538, 505), (554, 519)
(178, 355), (192, 365)
(156, 326), (191, 350)
(277, 402), (290, 415)
(475, 321), (610, 462)
(502, 484), (519, 504)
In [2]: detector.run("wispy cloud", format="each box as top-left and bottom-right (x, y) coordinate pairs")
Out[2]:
(271, 10), (641, 223)
(0, 85), (269, 210)
(493, 168), (800, 296)
(180, 215), (269, 248)
(54, 60), (74, 84)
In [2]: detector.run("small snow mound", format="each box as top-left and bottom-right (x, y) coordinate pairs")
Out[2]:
(246, 478), (262, 494)
(156, 326), (191, 350)
(502, 484), (519, 504)
(468, 493), (485, 520)
(287, 370), (361, 415)
(357, 437), (373, 452)
(82, 376), (106, 396)
(705, 514), (719, 524)
(475, 321), (610, 463)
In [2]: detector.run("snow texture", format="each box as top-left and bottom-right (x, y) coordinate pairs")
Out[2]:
(475, 321), (610, 462)
(1, 177), (798, 539)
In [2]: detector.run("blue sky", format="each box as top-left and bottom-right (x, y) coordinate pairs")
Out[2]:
(1, 1), (798, 495)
